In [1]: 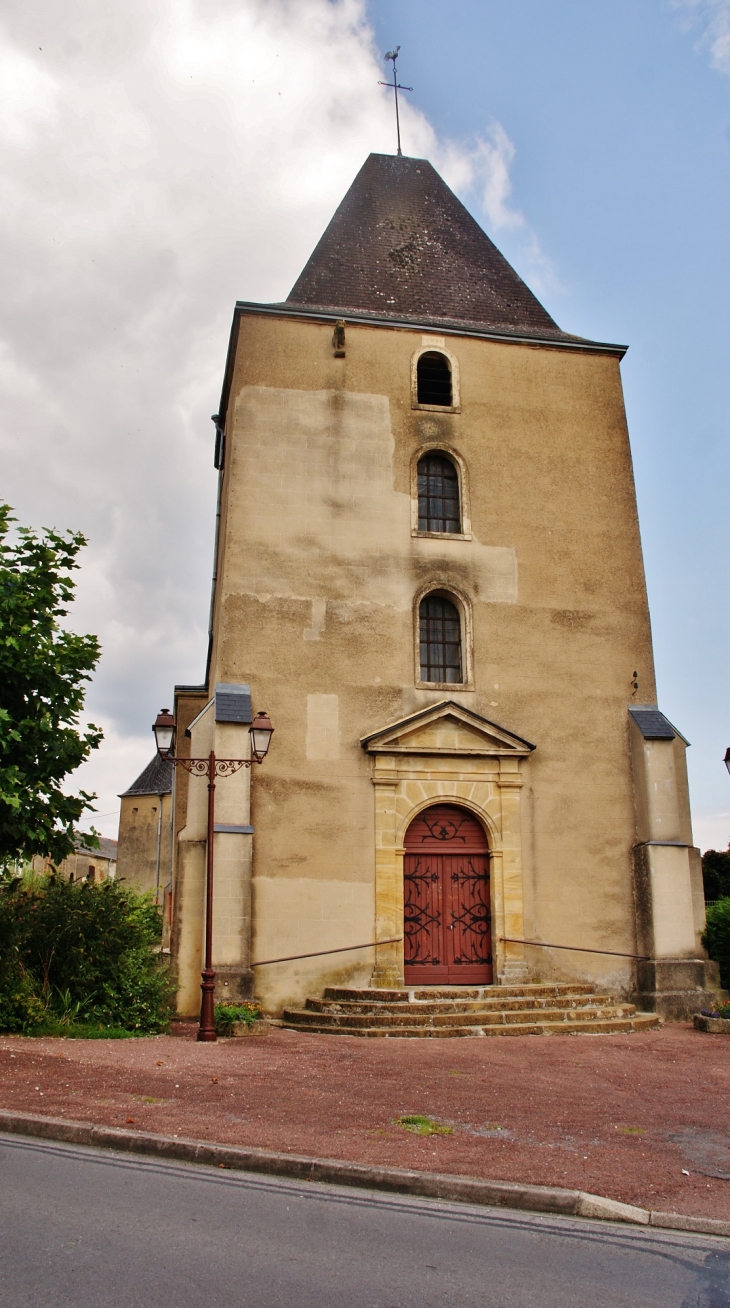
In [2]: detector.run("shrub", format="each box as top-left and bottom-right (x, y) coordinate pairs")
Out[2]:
(214, 1001), (261, 1036)
(0, 874), (174, 1034)
(702, 898), (730, 991)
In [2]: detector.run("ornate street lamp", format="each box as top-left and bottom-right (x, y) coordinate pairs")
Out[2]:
(153, 705), (274, 1042)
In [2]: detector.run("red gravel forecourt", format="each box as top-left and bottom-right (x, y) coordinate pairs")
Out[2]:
(0, 1023), (727, 1222)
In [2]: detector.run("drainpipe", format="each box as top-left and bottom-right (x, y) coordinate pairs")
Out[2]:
(167, 764), (176, 944)
(205, 415), (225, 686)
(154, 794), (163, 904)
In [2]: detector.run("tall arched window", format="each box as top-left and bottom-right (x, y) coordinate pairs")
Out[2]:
(417, 453), (460, 533)
(417, 352), (452, 406)
(419, 594), (462, 684)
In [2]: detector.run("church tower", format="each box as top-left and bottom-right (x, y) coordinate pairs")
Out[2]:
(171, 154), (720, 1021)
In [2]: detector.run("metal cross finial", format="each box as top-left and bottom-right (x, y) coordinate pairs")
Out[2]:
(379, 46), (412, 157)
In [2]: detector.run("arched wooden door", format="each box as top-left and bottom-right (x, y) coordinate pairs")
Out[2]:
(403, 804), (492, 985)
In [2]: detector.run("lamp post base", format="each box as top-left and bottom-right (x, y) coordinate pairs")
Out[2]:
(197, 968), (218, 1041)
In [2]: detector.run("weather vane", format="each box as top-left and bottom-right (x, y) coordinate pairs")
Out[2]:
(378, 46), (412, 157)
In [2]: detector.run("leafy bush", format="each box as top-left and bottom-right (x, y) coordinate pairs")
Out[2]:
(0, 874), (174, 1034)
(702, 897), (730, 991)
(214, 1001), (262, 1036)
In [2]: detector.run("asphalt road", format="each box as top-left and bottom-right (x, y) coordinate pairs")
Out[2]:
(0, 1134), (727, 1307)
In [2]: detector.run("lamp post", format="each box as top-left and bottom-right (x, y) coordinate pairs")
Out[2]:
(153, 705), (274, 1042)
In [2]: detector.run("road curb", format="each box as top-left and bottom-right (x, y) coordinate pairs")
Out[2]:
(0, 1109), (727, 1238)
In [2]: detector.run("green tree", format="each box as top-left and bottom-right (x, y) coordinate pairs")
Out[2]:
(0, 504), (102, 868)
(702, 899), (730, 992)
(701, 847), (730, 902)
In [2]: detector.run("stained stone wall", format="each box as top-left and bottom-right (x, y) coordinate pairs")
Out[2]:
(174, 310), (661, 1015)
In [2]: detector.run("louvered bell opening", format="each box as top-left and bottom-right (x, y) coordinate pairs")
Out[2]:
(417, 352), (452, 406)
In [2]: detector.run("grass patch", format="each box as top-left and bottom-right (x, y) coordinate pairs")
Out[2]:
(395, 1114), (453, 1136)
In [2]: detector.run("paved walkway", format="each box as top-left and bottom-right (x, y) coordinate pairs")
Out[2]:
(0, 1024), (728, 1221)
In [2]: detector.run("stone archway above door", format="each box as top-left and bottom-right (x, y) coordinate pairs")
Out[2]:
(360, 700), (536, 989)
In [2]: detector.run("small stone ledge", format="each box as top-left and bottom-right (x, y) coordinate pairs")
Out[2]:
(693, 1014), (730, 1034)
(650, 1210), (730, 1238)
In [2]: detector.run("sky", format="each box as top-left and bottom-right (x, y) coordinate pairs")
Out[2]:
(1, 0), (729, 848)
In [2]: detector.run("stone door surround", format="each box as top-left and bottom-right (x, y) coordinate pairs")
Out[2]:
(360, 701), (535, 988)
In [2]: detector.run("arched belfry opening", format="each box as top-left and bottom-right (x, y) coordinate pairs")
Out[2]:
(403, 804), (492, 985)
(417, 351), (452, 406)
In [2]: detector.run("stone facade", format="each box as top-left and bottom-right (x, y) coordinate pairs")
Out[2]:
(168, 154), (721, 1020)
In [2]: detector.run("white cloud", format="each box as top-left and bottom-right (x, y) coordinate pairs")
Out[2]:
(0, 0), (553, 837)
(674, 0), (730, 75)
(0, 40), (59, 146)
(446, 122), (521, 231)
(434, 123), (560, 294)
(691, 810), (730, 853)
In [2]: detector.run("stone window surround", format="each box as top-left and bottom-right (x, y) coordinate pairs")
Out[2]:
(413, 581), (475, 691)
(410, 441), (472, 540)
(410, 342), (461, 414)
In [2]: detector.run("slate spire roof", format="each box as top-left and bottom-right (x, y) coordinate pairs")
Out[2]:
(286, 153), (566, 340)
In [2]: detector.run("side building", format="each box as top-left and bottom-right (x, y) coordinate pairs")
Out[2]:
(116, 754), (173, 902)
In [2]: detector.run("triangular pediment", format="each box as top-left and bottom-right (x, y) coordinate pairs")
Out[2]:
(360, 701), (535, 757)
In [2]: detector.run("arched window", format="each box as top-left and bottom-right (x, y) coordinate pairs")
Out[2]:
(417, 453), (460, 533)
(417, 352), (452, 406)
(419, 594), (462, 684)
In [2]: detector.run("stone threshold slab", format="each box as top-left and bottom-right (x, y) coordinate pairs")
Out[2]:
(0, 1109), (727, 1240)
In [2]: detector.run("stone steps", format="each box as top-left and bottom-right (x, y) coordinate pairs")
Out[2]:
(304, 993), (619, 1016)
(282, 1015), (659, 1038)
(284, 1004), (639, 1030)
(322, 983), (598, 1002)
(280, 983), (661, 1039)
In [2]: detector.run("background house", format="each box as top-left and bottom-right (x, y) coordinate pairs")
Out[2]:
(31, 837), (118, 883)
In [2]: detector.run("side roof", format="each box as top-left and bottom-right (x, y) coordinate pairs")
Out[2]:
(629, 706), (689, 745)
(76, 836), (118, 861)
(120, 754), (174, 797)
